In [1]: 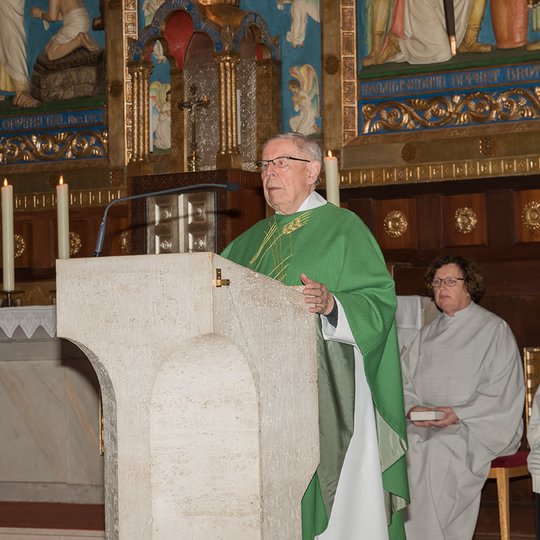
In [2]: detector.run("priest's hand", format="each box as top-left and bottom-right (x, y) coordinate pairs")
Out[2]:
(300, 273), (335, 315)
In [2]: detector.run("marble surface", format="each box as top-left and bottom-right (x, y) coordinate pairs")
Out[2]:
(56, 253), (319, 540)
(0, 326), (104, 504)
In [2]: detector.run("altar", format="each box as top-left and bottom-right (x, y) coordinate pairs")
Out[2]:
(0, 306), (103, 505)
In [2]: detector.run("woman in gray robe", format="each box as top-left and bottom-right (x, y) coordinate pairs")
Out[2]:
(401, 254), (524, 540)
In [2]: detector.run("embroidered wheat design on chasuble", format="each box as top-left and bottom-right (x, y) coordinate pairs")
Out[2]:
(248, 211), (312, 282)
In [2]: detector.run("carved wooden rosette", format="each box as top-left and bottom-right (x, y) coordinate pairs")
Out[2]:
(454, 207), (478, 234)
(383, 210), (408, 238)
(522, 201), (540, 231)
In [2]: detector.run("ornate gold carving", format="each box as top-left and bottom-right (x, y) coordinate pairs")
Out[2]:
(69, 232), (82, 256)
(454, 207), (478, 234)
(0, 132), (107, 163)
(341, 1), (358, 145)
(216, 54), (242, 168)
(14, 234), (25, 259)
(129, 62), (152, 162)
(362, 89), (540, 134)
(383, 210), (408, 238)
(522, 201), (540, 231)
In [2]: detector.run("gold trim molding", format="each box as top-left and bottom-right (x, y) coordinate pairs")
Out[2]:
(341, 155), (540, 188)
(14, 188), (126, 212)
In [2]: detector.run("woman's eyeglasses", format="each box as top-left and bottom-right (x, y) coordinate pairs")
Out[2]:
(431, 277), (465, 288)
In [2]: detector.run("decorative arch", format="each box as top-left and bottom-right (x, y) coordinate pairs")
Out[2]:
(127, 0), (281, 170)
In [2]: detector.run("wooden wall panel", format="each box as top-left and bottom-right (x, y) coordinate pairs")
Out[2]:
(442, 193), (487, 247)
(514, 189), (540, 244)
(374, 198), (417, 251)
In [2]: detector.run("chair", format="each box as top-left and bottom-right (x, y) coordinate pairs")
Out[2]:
(487, 347), (540, 540)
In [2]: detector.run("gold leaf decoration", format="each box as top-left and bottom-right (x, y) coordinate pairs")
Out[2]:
(383, 210), (408, 238)
(454, 207), (478, 234)
(522, 201), (540, 231)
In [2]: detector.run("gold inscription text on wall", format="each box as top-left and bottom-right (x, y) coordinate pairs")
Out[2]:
(383, 210), (408, 238)
(454, 207), (478, 234)
(522, 201), (540, 231)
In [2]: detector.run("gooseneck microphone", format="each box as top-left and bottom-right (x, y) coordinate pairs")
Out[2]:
(94, 183), (240, 257)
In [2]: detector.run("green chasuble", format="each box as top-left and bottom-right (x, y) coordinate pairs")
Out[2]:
(221, 203), (409, 539)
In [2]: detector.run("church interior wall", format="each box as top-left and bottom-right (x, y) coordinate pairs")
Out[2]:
(0, 0), (539, 533)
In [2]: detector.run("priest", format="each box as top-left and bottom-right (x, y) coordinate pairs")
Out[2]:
(221, 132), (409, 540)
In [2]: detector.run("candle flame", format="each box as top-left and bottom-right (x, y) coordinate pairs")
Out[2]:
(327, 150), (333, 158)
(3, 178), (8, 187)
(59, 175), (64, 185)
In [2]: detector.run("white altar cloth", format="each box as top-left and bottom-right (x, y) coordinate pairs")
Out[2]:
(0, 306), (56, 338)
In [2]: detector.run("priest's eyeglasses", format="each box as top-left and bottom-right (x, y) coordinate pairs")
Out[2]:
(254, 156), (311, 171)
(431, 277), (465, 288)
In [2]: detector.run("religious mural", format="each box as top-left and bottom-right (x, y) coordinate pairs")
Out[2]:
(356, 0), (540, 138)
(0, 0), (106, 164)
(241, 0), (322, 140)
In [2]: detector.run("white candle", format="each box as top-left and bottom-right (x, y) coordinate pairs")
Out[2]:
(56, 176), (70, 259)
(1, 179), (14, 292)
(324, 150), (340, 207)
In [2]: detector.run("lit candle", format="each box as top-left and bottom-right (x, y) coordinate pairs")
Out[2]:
(56, 176), (70, 259)
(1, 179), (14, 292)
(324, 150), (340, 207)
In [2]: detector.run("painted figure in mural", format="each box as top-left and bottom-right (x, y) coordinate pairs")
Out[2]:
(155, 90), (172, 150)
(30, 0), (99, 62)
(150, 81), (171, 151)
(277, 0), (320, 48)
(363, 0), (491, 66)
(288, 64), (320, 137)
(362, 0), (396, 67)
(0, 0), (39, 107)
(458, 0), (492, 52)
(143, 0), (165, 26)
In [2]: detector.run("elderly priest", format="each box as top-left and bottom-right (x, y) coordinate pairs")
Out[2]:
(222, 132), (409, 540)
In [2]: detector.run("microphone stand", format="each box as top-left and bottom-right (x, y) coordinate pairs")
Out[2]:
(94, 183), (239, 257)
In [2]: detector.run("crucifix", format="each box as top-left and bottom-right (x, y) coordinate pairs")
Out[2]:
(179, 84), (210, 172)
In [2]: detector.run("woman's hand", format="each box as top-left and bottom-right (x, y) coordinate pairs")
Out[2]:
(407, 405), (459, 427)
(429, 406), (459, 427)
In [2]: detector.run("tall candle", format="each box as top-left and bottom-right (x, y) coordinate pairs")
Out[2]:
(1, 179), (14, 292)
(56, 175), (70, 259)
(324, 150), (340, 207)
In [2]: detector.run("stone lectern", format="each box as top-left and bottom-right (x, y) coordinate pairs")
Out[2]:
(56, 253), (319, 540)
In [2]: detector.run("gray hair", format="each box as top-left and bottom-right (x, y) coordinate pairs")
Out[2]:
(263, 132), (322, 164)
